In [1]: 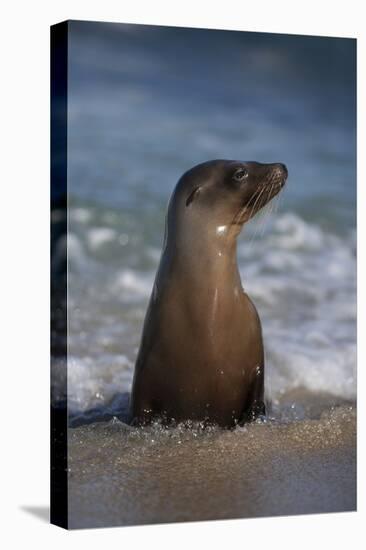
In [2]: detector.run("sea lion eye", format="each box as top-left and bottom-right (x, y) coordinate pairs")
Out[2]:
(233, 168), (249, 182)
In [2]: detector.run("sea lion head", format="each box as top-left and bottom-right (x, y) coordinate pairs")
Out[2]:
(168, 160), (288, 240)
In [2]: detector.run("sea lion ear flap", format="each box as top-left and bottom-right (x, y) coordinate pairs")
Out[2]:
(186, 186), (201, 207)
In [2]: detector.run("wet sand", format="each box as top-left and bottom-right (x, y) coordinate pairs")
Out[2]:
(68, 394), (356, 529)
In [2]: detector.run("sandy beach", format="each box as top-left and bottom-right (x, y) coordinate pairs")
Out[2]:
(68, 393), (356, 529)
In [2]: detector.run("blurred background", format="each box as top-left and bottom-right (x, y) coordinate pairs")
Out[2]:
(55, 21), (356, 420)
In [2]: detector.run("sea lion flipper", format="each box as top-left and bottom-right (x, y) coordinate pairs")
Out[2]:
(238, 361), (266, 424)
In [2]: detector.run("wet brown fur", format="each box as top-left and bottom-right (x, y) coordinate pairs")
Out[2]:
(130, 160), (287, 427)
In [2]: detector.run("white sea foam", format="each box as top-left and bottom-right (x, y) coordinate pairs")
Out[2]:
(113, 269), (153, 298)
(268, 212), (326, 250)
(70, 207), (92, 224)
(87, 227), (118, 250)
(239, 213), (356, 400)
(67, 354), (133, 413)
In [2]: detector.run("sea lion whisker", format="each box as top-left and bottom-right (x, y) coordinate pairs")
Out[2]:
(259, 184), (276, 238)
(229, 187), (262, 229)
(272, 192), (281, 217)
(247, 187), (272, 250)
(247, 186), (267, 220)
(248, 182), (276, 247)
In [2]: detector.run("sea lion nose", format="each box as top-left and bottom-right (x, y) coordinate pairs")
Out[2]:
(276, 163), (288, 180)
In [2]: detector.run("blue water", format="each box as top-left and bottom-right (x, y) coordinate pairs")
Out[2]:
(53, 21), (357, 415)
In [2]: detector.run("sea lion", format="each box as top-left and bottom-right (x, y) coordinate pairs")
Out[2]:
(130, 159), (288, 428)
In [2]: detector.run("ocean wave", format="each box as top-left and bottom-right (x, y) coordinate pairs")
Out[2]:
(87, 227), (118, 250)
(240, 213), (356, 400)
(113, 269), (153, 298)
(58, 210), (356, 411)
(67, 354), (133, 413)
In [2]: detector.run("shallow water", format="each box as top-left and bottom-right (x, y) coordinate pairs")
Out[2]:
(68, 397), (356, 528)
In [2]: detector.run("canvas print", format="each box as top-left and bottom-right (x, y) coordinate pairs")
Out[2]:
(51, 20), (356, 529)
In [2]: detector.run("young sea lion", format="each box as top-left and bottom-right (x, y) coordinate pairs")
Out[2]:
(130, 160), (288, 427)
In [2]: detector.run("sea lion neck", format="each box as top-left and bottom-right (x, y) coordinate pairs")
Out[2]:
(163, 222), (243, 290)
